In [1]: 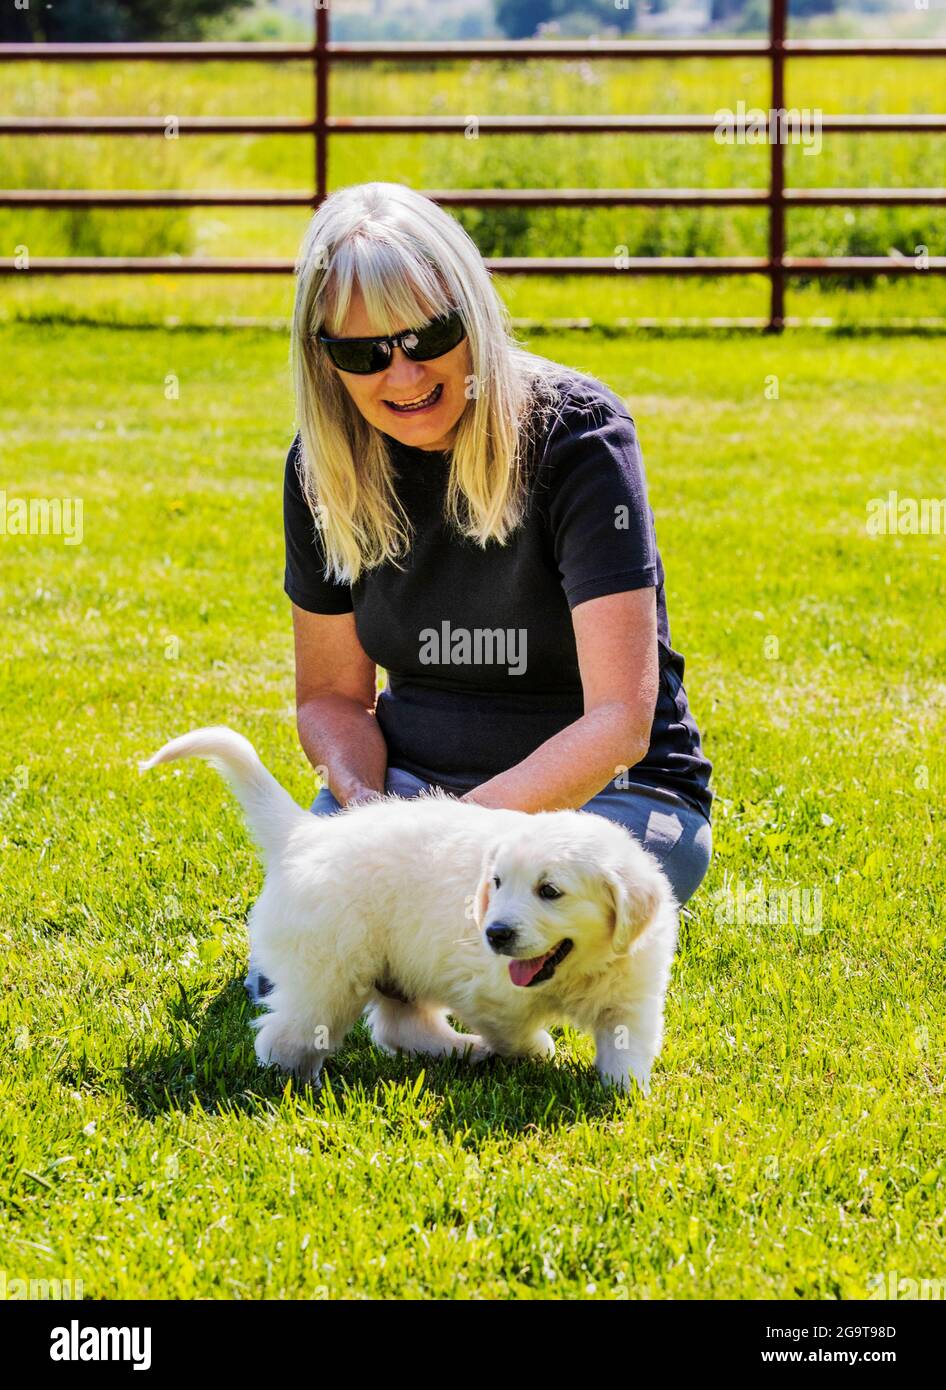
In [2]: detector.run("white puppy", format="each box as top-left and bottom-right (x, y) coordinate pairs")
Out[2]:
(139, 727), (679, 1093)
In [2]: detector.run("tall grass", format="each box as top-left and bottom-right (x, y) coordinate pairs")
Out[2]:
(2, 55), (944, 323)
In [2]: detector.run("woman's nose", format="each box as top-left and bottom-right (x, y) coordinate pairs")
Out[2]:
(381, 345), (428, 387)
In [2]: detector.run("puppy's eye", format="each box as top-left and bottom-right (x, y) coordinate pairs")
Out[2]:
(493, 875), (501, 889)
(537, 883), (563, 901)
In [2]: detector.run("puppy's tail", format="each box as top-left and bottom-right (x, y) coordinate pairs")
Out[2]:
(138, 726), (309, 859)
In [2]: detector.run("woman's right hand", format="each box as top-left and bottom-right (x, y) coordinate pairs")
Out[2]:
(291, 603), (390, 808)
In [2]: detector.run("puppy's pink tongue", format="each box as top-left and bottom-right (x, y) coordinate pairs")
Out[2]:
(509, 952), (551, 988)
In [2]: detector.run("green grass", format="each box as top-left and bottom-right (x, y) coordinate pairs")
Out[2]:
(2, 54), (946, 327)
(0, 319), (944, 1298)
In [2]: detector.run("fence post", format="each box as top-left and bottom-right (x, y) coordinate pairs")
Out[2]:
(314, 2), (329, 206)
(768, 0), (786, 332)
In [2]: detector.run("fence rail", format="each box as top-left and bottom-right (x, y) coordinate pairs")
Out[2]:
(1, 3), (944, 329)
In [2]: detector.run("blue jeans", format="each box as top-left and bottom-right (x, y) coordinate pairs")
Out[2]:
(245, 769), (711, 1003)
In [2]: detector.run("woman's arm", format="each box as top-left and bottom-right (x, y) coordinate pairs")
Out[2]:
(459, 589), (659, 813)
(291, 603), (388, 807)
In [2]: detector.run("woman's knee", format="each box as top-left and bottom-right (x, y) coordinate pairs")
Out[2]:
(581, 784), (713, 908)
(663, 813), (712, 906)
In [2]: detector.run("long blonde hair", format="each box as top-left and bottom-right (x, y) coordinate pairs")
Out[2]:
(289, 181), (565, 584)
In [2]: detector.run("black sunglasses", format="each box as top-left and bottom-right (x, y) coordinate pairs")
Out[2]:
(317, 309), (467, 375)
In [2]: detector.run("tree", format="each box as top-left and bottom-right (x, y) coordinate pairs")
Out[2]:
(589, 0), (637, 33)
(0, 0), (256, 44)
(494, 0), (558, 40)
(494, 0), (636, 39)
(709, 0), (743, 23)
(710, 0), (838, 23)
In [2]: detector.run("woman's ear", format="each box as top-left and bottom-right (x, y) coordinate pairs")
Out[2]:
(472, 847), (496, 929)
(606, 856), (667, 953)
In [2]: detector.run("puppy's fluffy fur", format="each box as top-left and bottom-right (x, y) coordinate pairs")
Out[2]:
(140, 727), (679, 1093)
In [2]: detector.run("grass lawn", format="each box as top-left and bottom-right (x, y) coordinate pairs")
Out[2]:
(0, 319), (944, 1298)
(3, 51), (946, 327)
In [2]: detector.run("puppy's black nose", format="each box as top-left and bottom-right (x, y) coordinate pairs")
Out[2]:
(486, 922), (516, 950)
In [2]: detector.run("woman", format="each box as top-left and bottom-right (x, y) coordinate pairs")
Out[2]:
(248, 181), (712, 1002)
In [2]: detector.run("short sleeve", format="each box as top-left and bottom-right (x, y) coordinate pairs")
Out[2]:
(283, 433), (354, 615)
(543, 403), (660, 610)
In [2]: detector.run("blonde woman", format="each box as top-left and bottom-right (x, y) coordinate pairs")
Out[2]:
(248, 181), (712, 1002)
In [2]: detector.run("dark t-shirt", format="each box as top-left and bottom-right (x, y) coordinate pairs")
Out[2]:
(283, 368), (713, 820)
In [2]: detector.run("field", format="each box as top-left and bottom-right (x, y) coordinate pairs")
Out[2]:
(0, 319), (943, 1297)
(2, 52), (946, 325)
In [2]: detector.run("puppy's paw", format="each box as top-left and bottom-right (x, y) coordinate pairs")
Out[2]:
(596, 1061), (650, 1096)
(254, 1017), (325, 1085)
(529, 1029), (556, 1061)
(462, 1036), (494, 1064)
(480, 1030), (555, 1062)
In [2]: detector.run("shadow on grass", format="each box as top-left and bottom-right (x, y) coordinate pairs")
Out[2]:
(108, 980), (288, 1118)
(111, 976), (624, 1136)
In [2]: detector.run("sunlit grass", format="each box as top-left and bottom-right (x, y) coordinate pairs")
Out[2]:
(2, 55), (945, 325)
(0, 321), (943, 1297)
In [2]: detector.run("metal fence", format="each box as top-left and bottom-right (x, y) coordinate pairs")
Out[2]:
(1, 1), (944, 330)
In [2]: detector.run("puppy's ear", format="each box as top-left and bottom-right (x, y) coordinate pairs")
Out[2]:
(606, 854), (668, 953)
(472, 847), (495, 929)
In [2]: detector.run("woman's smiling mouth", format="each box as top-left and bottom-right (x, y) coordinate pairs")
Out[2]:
(384, 383), (443, 414)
